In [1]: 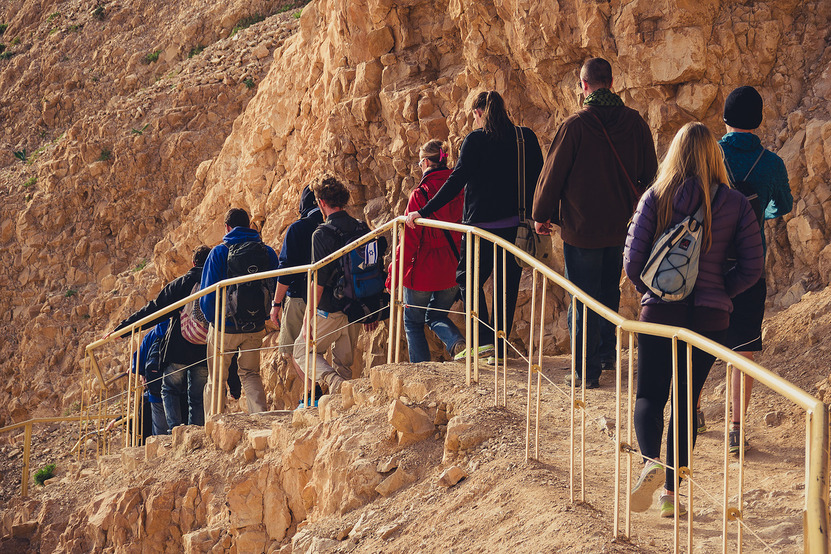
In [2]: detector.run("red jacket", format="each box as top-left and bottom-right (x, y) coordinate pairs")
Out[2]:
(390, 168), (463, 291)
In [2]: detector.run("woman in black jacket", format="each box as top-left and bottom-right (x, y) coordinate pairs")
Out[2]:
(405, 91), (543, 362)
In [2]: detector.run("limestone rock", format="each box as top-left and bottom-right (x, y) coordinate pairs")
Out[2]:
(437, 465), (468, 488)
(387, 399), (434, 444)
(375, 466), (416, 497)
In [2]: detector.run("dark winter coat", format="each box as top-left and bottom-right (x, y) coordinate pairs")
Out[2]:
(624, 178), (764, 313)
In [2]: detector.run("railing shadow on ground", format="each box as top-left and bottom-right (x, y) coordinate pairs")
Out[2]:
(2, 215), (827, 553)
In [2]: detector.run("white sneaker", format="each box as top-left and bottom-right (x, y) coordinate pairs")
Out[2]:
(630, 462), (665, 513)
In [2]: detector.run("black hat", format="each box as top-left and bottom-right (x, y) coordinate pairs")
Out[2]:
(723, 86), (763, 130)
(298, 185), (318, 216)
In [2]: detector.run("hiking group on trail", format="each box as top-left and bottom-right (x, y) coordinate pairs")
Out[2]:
(108, 56), (791, 518)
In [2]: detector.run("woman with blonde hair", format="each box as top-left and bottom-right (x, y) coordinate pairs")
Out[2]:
(623, 122), (763, 517)
(392, 139), (466, 362)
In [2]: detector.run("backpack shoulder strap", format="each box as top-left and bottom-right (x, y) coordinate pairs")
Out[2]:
(743, 149), (766, 181)
(515, 126), (526, 220)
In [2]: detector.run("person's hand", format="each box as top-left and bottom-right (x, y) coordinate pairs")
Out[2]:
(363, 321), (379, 332)
(270, 305), (283, 328)
(534, 220), (553, 235)
(405, 211), (421, 229)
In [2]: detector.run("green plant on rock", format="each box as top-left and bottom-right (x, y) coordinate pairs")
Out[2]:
(69, 24), (80, 32)
(143, 50), (161, 64)
(65, 289), (77, 297)
(62, 401), (81, 416)
(188, 45), (204, 58)
(47, 12), (61, 22)
(293, 10), (302, 19)
(0, 44), (5, 53)
(133, 259), (147, 272)
(243, 77), (255, 89)
(34, 464), (56, 486)
(97, 148), (112, 162)
(230, 14), (264, 37)
(0, 50), (13, 60)
(13, 149), (26, 162)
(23, 176), (36, 188)
(92, 5), (105, 20)
(276, 3), (297, 14)
(0, 24), (7, 35)
(11, 37), (20, 45)
(131, 123), (149, 135)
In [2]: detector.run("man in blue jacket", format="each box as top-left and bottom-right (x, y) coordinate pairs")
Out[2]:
(132, 321), (169, 436)
(718, 86), (793, 454)
(200, 208), (279, 414)
(270, 185), (324, 356)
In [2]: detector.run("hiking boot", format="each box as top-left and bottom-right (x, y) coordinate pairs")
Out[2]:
(453, 343), (494, 361)
(601, 359), (615, 372)
(659, 494), (688, 518)
(729, 427), (752, 455)
(630, 462), (665, 513)
(451, 341), (466, 358)
(564, 375), (599, 389)
(696, 410), (707, 434)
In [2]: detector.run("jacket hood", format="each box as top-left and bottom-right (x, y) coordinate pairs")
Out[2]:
(298, 185), (319, 217)
(223, 226), (263, 244)
(418, 168), (452, 196)
(581, 104), (644, 138)
(720, 131), (762, 152)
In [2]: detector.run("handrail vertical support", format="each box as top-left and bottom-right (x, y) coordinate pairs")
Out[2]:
(21, 422), (31, 497)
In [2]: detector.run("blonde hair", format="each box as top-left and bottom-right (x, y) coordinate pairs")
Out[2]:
(651, 122), (730, 251)
(419, 139), (449, 169)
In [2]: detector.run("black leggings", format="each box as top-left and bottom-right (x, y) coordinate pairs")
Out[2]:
(456, 226), (521, 357)
(634, 323), (726, 491)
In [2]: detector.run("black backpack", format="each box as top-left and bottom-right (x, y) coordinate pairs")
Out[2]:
(725, 149), (766, 229)
(224, 241), (275, 332)
(320, 221), (389, 323)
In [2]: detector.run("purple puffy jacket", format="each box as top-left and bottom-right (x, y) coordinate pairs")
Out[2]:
(624, 177), (763, 313)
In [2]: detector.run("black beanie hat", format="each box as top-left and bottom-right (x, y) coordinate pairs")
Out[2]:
(723, 86), (763, 130)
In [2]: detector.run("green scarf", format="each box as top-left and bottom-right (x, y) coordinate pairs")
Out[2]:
(583, 88), (624, 107)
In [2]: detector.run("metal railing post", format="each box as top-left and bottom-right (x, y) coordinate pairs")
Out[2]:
(21, 422), (31, 496)
(395, 222), (406, 364)
(525, 269), (537, 459)
(388, 222), (398, 365)
(465, 231), (473, 385)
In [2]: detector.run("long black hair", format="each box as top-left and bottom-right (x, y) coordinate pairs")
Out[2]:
(472, 91), (513, 140)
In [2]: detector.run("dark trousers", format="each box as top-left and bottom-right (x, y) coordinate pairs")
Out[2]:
(563, 244), (623, 380)
(634, 326), (726, 491)
(456, 226), (522, 357)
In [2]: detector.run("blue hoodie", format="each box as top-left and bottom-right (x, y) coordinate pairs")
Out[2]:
(719, 132), (792, 256)
(199, 226), (279, 327)
(131, 320), (169, 401)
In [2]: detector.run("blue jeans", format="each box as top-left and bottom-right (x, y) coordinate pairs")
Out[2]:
(563, 244), (623, 381)
(162, 363), (208, 431)
(404, 287), (465, 362)
(149, 399), (168, 435)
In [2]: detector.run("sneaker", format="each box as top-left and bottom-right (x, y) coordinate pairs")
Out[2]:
(297, 385), (323, 409)
(659, 494), (687, 518)
(486, 356), (504, 366)
(601, 359), (615, 371)
(696, 410), (707, 434)
(630, 462), (665, 513)
(453, 343), (494, 361)
(728, 427), (752, 455)
(564, 375), (599, 389)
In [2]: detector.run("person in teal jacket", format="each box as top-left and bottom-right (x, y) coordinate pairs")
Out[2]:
(714, 85), (793, 455)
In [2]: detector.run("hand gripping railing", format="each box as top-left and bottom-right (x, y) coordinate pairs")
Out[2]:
(14, 215), (827, 553)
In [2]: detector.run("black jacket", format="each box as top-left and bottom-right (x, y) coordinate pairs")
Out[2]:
(420, 126), (544, 225)
(277, 205), (324, 300)
(115, 265), (207, 367)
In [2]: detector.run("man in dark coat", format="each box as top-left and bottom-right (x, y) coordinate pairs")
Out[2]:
(533, 57), (658, 389)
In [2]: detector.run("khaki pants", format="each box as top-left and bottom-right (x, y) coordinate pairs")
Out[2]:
(292, 310), (357, 392)
(205, 327), (267, 415)
(278, 296), (306, 356)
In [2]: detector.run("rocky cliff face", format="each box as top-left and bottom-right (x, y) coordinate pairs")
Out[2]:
(1, 0), (830, 422)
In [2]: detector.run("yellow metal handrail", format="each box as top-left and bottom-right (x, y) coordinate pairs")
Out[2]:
(9, 214), (826, 552)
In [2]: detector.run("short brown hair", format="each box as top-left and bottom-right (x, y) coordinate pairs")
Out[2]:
(580, 58), (613, 89)
(224, 208), (250, 228)
(310, 175), (350, 209)
(192, 245), (211, 267)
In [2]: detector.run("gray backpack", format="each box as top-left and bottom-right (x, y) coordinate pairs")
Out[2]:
(639, 193), (712, 302)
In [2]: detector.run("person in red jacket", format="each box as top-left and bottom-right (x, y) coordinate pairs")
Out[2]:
(393, 140), (466, 362)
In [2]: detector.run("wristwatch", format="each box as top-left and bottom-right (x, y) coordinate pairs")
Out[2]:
(272, 301), (283, 308)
